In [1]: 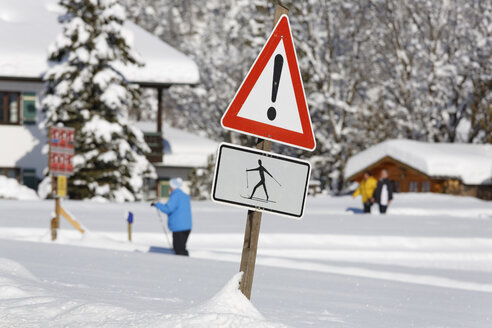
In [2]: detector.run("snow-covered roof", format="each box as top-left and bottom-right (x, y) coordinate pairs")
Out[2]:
(344, 139), (492, 185)
(162, 126), (218, 168)
(133, 122), (218, 168)
(0, 0), (199, 85)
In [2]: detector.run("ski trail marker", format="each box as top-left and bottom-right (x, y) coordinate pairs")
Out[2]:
(212, 143), (311, 218)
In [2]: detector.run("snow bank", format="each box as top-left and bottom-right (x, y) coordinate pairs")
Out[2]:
(163, 273), (286, 327)
(0, 176), (38, 200)
(0, 257), (134, 326)
(344, 139), (492, 184)
(0, 258), (285, 327)
(0, 258), (40, 300)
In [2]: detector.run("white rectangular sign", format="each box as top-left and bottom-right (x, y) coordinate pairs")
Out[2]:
(211, 143), (311, 219)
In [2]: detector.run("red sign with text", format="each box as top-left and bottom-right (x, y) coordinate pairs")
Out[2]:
(50, 127), (75, 176)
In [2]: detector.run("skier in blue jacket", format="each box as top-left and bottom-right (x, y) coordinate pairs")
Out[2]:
(151, 178), (192, 256)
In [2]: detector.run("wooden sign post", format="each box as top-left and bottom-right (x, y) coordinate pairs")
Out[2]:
(238, 4), (289, 300)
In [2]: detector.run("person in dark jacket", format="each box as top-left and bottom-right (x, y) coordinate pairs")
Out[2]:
(372, 169), (393, 214)
(151, 178), (192, 256)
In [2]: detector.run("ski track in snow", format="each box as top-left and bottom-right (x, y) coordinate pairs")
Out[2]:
(2, 228), (492, 291)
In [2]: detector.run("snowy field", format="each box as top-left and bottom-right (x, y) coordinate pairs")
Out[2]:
(0, 193), (491, 327)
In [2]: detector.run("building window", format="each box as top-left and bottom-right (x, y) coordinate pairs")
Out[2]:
(22, 168), (38, 190)
(22, 93), (37, 125)
(0, 167), (21, 181)
(142, 177), (157, 200)
(392, 180), (400, 193)
(409, 181), (419, 192)
(0, 92), (21, 125)
(421, 181), (430, 192)
(159, 179), (171, 198)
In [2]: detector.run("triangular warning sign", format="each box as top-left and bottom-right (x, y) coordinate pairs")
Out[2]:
(221, 15), (316, 151)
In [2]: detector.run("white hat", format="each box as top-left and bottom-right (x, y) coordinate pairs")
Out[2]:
(170, 177), (183, 189)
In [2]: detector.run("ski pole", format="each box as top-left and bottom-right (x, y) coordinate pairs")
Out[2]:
(154, 207), (172, 249)
(272, 176), (282, 187)
(246, 170), (249, 188)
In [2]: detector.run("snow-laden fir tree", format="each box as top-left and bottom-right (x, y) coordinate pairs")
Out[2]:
(41, 0), (155, 201)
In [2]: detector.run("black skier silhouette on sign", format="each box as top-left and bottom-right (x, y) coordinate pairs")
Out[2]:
(246, 159), (280, 201)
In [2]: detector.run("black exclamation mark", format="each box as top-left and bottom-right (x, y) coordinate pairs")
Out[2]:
(267, 54), (284, 121)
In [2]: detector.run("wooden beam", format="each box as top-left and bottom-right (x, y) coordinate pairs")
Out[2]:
(51, 197), (60, 241)
(239, 209), (262, 299)
(157, 87), (163, 134)
(59, 205), (85, 234)
(273, 2), (289, 23)
(239, 139), (273, 299)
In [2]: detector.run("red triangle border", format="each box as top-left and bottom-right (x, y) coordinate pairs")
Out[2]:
(221, 15), (316, 151)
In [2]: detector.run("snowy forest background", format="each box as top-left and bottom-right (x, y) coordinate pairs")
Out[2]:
(121, 0), (492, 193)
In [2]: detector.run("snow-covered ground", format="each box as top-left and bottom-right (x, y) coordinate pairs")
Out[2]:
(0, 193), (491, 327)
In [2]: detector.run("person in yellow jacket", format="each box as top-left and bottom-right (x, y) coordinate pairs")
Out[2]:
(352, 171), (378, 213)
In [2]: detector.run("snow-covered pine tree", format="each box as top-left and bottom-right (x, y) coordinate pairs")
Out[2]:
(41, 0), (155, 201)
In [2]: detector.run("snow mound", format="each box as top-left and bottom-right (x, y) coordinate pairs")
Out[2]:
(195, 272), (263, 318)
(0, 257), (133, 326)
(37, 176), (52, 199)
(0, 258), (286, 327)
(0, 176), (39, 200)
(0, 258), (43, 303)
(163, 272), (287, 328)
(0, 257), (39, 282)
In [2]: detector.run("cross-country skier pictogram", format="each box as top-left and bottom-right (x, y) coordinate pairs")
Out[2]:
(246, 159), (281, 201)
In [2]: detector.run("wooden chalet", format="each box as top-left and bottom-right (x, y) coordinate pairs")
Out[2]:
(345, 140), (492, 200)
